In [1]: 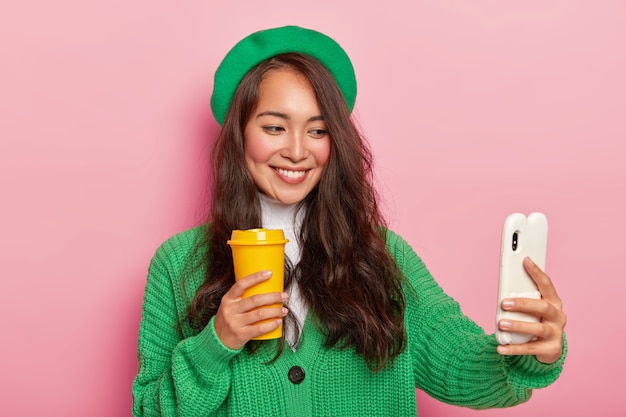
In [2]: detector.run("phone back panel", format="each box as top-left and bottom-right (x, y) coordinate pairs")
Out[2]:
(496, 212), (548, 344)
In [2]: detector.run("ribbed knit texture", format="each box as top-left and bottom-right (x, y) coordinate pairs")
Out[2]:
(132, 226), (566, 416)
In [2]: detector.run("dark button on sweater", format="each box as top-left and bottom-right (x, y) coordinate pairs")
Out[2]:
(288, 366), (305, 384)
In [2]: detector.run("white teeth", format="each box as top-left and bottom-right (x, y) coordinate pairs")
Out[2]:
(277, 168), (306, 179)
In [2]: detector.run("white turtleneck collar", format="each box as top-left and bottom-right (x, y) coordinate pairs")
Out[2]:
(258, 192), (303, 265)
(257, 193), (307, 349)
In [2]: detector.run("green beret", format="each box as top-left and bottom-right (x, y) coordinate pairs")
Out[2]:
(210, 25), (357, 126)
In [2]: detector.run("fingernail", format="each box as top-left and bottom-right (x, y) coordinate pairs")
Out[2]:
(281, 292), (289, 301)
(497, 345), (509, 355)
(502, 299), (515, 310)
(499, 319), (512, 329)
(262, 270), (272, 278)
(282, 307), (288, 315)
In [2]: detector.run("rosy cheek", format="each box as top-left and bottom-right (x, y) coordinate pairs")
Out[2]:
(244, 134), (270, 164)
(314, 139), (331, 165)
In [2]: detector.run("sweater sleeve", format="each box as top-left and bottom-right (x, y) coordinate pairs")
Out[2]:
(132, 235), (242, 417)
(387, 231), (566, 409)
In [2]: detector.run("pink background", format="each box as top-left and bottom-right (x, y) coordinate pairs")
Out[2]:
(1, 1), (624, 416)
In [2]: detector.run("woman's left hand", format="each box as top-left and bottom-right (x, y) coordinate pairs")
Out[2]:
(496, 257), (567, 364)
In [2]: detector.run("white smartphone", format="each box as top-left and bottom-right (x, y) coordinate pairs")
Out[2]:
(495, 212), (548, 345)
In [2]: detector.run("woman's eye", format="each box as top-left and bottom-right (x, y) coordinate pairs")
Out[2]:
(263, 126), (284, 134)
(309, 129), (328, 138)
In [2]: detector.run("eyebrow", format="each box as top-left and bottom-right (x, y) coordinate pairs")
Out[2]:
(256, 111), (324, 123)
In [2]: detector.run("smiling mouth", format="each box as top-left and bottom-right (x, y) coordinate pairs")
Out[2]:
(275, 168), (307, 179)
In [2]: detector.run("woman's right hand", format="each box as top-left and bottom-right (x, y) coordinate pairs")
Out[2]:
(213, 270), (289, 350)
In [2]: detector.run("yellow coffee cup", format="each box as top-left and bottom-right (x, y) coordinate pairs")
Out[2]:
(227, 228), (289, 340)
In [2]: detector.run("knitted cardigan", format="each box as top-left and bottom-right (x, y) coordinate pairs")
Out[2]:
(132, 226), (566, 416)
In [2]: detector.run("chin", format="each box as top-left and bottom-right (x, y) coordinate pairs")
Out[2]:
(272, 191), (308, 205)
(275, 197), (304, 205)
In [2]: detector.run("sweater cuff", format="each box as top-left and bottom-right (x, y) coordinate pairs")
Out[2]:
(184, 316), (243, 376)
(505, 332), (567, 389)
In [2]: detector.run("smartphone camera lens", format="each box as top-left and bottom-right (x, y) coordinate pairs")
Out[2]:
(512, 232), (518, 251)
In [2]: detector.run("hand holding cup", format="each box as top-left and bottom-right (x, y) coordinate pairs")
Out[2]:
(214, 229), (289, 350)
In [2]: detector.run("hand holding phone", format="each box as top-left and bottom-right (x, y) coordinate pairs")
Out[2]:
(496, 212), (548, 345)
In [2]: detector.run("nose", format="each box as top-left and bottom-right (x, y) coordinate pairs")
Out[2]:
(281, 131), (308, 162)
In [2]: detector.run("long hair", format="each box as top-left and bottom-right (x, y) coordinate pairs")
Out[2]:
(186, 53), (406, 371)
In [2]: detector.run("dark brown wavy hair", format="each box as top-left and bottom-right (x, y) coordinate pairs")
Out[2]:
(186, 53), (406, 371)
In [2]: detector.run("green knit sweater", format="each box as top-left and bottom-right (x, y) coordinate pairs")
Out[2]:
(132, 226), (566, 416)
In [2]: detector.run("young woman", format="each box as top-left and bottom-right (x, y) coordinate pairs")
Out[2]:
(132, 26), (567, 416)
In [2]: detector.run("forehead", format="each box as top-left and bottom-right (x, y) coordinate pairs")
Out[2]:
(255, 69), (320, 114)
(258, 67), (309, 92)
